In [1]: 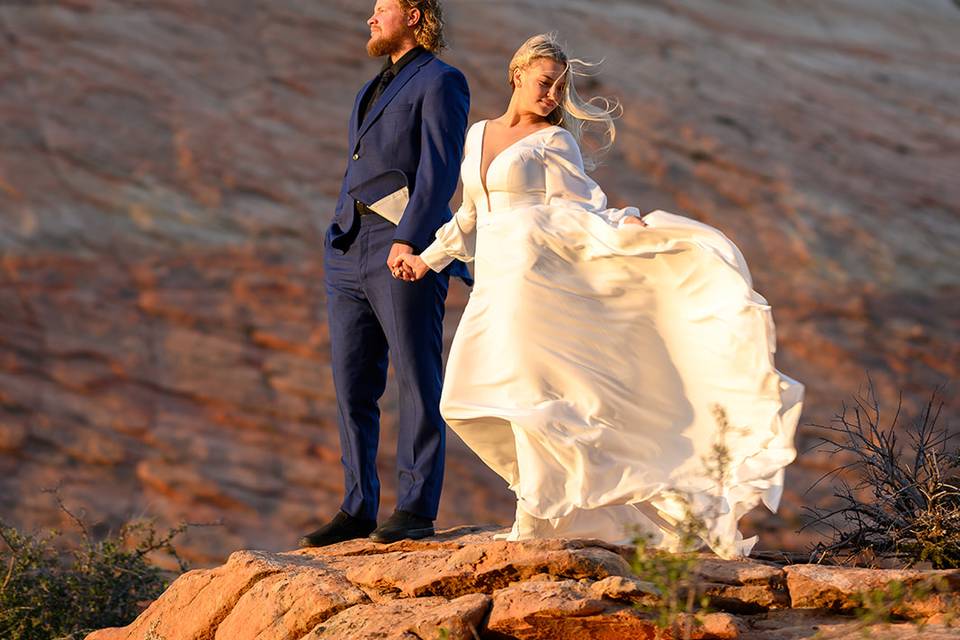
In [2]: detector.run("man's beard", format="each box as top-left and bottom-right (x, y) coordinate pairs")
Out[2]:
(367, 31), (407, 58)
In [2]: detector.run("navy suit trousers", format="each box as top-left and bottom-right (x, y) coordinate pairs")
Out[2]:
(324, 213), (449, 521)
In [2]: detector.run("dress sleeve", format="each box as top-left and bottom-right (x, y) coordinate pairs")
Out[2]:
(541, 128), (643, 227)
(419, 123), (479, 272)
(419, 193), (477, 272)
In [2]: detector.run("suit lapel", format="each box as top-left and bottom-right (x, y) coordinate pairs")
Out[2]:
(356, 50), (433, 141)
(351, 78), (377, 141)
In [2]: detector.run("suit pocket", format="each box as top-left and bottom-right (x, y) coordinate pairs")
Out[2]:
(381, 103), (415, 156)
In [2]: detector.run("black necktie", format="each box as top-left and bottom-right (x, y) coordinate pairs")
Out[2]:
(360, 68), (396, 126)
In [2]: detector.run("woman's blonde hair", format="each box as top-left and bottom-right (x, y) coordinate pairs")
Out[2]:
(508, 33), (619, 170)
(398, 0), (446, 54)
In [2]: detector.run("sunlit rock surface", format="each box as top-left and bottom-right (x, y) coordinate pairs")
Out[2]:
(85, 528), (960, 640)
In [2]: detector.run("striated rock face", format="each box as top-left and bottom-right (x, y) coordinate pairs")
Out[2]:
(1, 0), (959, 563)
(85, 528), (960, 640)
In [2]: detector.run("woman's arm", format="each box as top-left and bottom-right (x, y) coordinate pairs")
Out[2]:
(395, 196), (476, 281)
(394, 123), (480, 281)
(542, 129), (645, 227)
(417, 194), (478, 272)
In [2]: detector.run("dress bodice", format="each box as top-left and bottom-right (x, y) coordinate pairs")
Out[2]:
(461, 121), (607, 214)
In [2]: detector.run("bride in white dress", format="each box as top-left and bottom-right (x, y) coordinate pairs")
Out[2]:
(395, 34), (803, 558)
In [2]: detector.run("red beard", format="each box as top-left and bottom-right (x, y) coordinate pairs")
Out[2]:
(366, 31), (407, 58)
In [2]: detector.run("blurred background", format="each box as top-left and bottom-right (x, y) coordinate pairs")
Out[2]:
(1, 0), (957, 566)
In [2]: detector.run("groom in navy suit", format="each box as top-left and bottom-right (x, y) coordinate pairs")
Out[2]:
(299, 0), (470, 546)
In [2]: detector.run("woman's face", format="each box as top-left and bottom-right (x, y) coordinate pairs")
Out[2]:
(514, 58), (566, 119)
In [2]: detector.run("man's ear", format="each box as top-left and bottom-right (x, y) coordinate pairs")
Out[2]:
(407, 8), (421, 28)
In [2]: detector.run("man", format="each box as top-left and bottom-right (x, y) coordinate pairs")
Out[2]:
(299, 0), (470, 546)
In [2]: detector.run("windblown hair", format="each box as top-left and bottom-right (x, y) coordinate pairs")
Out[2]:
(508, 33), (620, 170)
(398, 0), (446, 54)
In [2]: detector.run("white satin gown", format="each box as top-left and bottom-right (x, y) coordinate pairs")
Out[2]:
(419, 121), (803, 558)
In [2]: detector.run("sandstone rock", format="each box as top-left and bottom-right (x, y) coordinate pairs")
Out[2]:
(213, 564), (370, 640)
(332, 536), (633, 599)
(785, 564), (960, 619)
(699, 612), (746, 639)
(486, 579), (656, 640)
(0, 421), (28, 453)
(742, 608), (960, 639)
(690, 556), (791, 613)
(300, 524), (502, 559)
(84, 530), (960, 640)
(86, 550), (289, 640)
(60, 427), (127, 466)
(589, 574), (660, 603)
(487, 580), (747, 640)
(304, 593), (490, 640)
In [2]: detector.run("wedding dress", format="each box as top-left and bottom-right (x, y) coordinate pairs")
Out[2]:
(419, 121), (803, 558)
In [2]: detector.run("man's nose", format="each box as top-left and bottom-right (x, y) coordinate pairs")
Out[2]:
(368, 15), (376, 26)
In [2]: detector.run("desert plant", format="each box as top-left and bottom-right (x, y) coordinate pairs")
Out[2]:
(631, 529), (709, 639)
(803, 379), (959, 568)
(630, 405), (744, 639)
(0, 496), (188, 640)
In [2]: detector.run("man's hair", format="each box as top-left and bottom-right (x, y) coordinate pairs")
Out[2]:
(398, 0), (446, 54)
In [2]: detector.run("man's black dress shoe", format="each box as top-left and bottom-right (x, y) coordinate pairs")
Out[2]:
(368, 509), (434, 543)
(298, 511), (377, 548)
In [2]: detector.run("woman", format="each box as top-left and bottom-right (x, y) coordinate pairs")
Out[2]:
(395, 34), (803, 558)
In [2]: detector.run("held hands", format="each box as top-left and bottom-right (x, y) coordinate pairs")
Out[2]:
(387, 242), (430, 281)
(393, 254), (430, 281)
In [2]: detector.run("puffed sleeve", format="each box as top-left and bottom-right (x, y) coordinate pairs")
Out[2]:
(419, 123), (479, 272)
(419, 191), (477, 272)
(541, 128), (643, 227)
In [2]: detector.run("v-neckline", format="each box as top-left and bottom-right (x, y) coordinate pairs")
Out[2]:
(479, 120), (556, 207)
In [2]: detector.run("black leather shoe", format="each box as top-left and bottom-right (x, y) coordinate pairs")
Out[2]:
(298, 511), (377, 548)
(368, 509), (435, 543)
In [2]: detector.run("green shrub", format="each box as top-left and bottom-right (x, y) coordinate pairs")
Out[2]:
(629, 405), (744, 639)
(0, 498), (187, 640)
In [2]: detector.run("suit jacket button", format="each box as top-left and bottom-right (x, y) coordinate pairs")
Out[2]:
(352, 153), (360, 160)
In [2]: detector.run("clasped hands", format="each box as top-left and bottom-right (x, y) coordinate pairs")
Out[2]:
(387, 243), (430, 282)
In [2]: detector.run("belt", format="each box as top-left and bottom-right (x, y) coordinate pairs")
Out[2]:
(355, 200), (377, 216)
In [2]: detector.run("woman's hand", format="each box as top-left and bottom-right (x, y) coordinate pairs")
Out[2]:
(392, 253), (431, 282)
(621, 216), (647, 227)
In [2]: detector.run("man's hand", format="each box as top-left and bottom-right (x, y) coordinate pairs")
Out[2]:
(394, 254), (431, 281)
(387, 242), (414, 279)
(622, 216), (647, 227)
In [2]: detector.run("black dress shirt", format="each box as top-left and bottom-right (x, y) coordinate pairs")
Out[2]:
(359, 46), (424, 126)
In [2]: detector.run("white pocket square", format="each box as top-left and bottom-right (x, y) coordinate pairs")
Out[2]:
(369, 187), (409, 225)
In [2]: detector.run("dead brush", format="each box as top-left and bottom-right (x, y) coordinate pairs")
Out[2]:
(802, 378), (959, 568)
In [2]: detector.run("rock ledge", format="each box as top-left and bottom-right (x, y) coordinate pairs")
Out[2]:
(86, 526), (960, 640)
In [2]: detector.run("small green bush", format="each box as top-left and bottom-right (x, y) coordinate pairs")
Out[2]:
(0, 498), (187, 640)
(629, 405), (743, 639)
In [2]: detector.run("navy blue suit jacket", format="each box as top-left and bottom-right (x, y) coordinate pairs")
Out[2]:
(329, 49), (471, 283)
